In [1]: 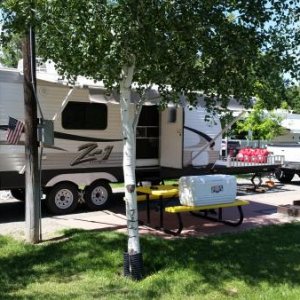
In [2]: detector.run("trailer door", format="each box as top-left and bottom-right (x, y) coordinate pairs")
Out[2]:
(160, 107), (183, 168)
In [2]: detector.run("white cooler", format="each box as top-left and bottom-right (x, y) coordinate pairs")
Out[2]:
(179, 175), (237, 206)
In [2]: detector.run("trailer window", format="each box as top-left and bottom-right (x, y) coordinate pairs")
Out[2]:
(62, 101), (107, 130)
(136, 106), (159, 159)
(168, 107), (177, 123)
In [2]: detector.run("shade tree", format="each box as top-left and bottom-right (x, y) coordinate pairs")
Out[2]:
(1, 0), (299, 279)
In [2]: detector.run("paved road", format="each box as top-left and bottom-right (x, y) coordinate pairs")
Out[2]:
(0, 191), (127, 240)
(1, 177), (300, 240)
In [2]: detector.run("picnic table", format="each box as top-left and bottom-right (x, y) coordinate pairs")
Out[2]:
(136, 184), (249, 235)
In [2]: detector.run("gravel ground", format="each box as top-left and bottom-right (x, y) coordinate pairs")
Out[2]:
(1, 176), (300, 241)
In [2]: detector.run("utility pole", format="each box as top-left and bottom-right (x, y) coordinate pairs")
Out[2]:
(23, 26), (40, 243)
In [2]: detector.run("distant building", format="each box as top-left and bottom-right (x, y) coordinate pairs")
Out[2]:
(274, 110), (300, 143)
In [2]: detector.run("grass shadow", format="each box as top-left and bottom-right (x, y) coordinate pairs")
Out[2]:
(0, 222), (300, 298)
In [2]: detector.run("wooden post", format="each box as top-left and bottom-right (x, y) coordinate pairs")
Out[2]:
(23, 26), (40, 243)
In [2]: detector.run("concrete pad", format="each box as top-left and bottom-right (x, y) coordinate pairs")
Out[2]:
(1, 177), (300, 240)
(0, 193), (128, 240)
(118, 177), (300, 238)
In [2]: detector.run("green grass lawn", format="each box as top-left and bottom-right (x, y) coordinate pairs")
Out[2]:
(1, 223), (300, 299)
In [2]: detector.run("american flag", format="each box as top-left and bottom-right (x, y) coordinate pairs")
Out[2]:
(6, 117), (24, 145)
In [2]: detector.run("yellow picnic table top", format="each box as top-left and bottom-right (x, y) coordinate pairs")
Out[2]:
(165, 199), (249, 213)
(136, 185), (179, 201)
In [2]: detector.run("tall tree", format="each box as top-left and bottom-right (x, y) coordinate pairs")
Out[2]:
(286, 85), (300, 113)
(1, 0), (299, 279)
(236, 100), (285, 144)
(0, 33), (22, 67)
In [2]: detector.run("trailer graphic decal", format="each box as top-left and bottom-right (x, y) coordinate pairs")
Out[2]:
(1, 126), (121, 145)
(54, 132), (122, 142)
(0, 125), (9, 131)
(184, 126), (215, 148)
(70, 143), (114, 166)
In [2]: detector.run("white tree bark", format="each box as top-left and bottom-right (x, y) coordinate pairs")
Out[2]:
(120, 64), (141, 254)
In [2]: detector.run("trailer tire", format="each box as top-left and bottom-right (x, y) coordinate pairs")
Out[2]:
(10, 188), (25, 201)
(275, 169), (294, 183)
(46, 182), (79, 215)
(84, 180), (112, 210)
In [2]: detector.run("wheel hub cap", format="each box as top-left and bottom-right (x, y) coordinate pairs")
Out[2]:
(55, 189), (73, 209)
(91, 187), (108, 205)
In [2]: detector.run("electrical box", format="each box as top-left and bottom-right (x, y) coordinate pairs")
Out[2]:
(38, 119), (54, 146)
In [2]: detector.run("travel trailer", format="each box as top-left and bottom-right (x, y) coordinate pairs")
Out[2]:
(0, 62), (223, 214)
(265, 111), (300, 183)
(267, 142), (300, 183)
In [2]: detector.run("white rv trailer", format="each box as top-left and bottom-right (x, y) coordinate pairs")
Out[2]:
(0, 63), (223, 214)
(265, 111), (300, 183)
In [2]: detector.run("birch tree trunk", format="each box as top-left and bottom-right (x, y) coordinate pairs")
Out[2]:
(120, 63), (143, 279)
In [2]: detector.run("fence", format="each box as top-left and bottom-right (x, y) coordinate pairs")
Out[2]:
(221, 155), (284, 168)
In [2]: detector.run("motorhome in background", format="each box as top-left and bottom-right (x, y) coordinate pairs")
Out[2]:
(0, 61), (222, 214)
(266, 110), (300, 183)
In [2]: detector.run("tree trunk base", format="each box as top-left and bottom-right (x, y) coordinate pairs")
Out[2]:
(123, 252), (143, 280)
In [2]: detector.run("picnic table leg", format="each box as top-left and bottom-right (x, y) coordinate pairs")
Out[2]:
(222, 206), (244, 226)
(159, 196), (164, 229)
(163, 212), (183, 236)
(218, 208), (222, 221)
(190, 206), (245, 227)
(146, 194), (150, 224)
(152, 196), (164, 230)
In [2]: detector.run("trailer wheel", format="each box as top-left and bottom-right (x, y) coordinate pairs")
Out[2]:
(10, 188), (25, 201)
(275, 169), (294, 183)
(46, 183), (79, 215)
(84, 180), (112, 210)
